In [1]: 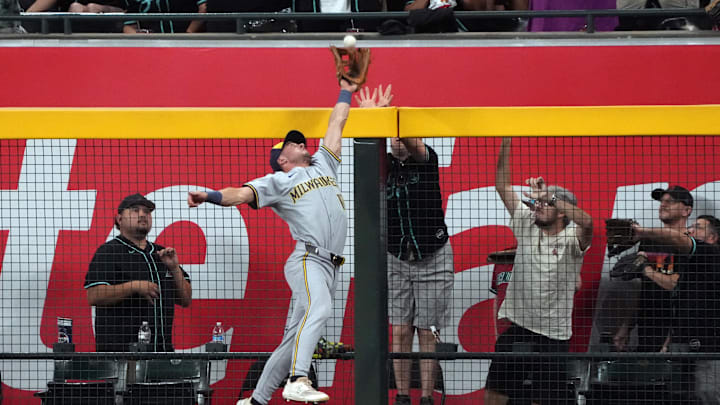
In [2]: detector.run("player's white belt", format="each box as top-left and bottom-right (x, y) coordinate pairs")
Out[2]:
(304, 242), (345, 267)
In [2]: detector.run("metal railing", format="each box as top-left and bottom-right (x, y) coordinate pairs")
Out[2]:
(0, 8), (713, 35)
(2, 351), (720, 361)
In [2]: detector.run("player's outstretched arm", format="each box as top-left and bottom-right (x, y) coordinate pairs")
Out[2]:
(324, 79), (358, 159)
(187, 187), (255, 207)
(496, 137), (519, 216)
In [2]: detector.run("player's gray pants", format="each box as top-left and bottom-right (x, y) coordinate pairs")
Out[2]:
(252, 243), (339, 404)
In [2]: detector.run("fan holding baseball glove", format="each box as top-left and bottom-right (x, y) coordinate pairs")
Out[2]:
(605, 218), (651, 281)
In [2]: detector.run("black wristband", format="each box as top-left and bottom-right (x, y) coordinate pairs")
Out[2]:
(206, 191), (223, 205)
(337, 89), (352, 105)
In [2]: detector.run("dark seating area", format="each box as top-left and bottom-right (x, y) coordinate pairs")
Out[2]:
(4, 0), (719, 34)
(34, 360), (121, 405)
(34, 358), (213, 405)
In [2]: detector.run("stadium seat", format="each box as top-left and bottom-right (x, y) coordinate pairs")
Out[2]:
(33, 360), (121, 405)
(125, 359), (211, 405)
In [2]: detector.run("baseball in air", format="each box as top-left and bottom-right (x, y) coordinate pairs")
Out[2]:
(343, 35), (357, 48)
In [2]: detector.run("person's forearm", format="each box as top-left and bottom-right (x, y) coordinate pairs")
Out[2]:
(635, 227), (693, 254)
(171, 269), (192, 307)
(123, 24), (138, 34)
(492, 299), (499, 338)
(87, 283), (135, 306)
(400, 137), (427, 161)
(323, 100), (350, 157)
(661, 335), (671, 352)
(495, 138), (511, 189)
(644, 266), (679, 291)
(218, 187), (254, 206)
(186, 2), (206, 33)
(554, 199), (593, 230)
(27, 0), (56, 12)
(512, 0), (528, 10)
(328, 101), (350, 132)
(554, 199), (593, 249)
(495, 138), (518, 214)
(186, 20), (204, 33)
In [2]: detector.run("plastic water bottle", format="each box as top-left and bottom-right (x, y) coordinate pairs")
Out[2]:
(212, 322), (225, 343)
(138, 321), (151, 345)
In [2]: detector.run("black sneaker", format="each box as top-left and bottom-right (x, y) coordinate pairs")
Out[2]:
(419, 396), (434, 405)
(706, 0), (720, 26)
(394, 394), (411, 405)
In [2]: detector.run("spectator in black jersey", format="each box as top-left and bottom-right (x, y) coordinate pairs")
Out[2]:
(386, 0), (460, 33)
(632, 213), (720, 404)
(682, 214), (720, 404)
(204, 0), (290, 32)
(291, 0), (382, 33)
(356, 85), (454, 405)
(84, 193), (192, 352)
(123, 0), (207, 33)
(614, 186), (693, 353)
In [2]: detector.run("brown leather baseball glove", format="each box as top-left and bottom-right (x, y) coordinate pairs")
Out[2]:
(330, 46), (371, 87)
(605, 218), (638, 257)
(609, 253), (648, 281)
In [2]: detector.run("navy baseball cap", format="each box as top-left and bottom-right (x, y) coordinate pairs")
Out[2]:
(270, 130), (306, 172)
(118, 193), (156, 213)
(651, 185), (694, 207)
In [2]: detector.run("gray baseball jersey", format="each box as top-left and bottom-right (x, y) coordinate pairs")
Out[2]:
(245, 145), (347, 255)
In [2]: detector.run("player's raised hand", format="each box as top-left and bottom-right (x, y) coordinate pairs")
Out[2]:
(187, 191), (207, 207)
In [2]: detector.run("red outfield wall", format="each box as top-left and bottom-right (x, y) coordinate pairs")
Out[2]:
(3, 45), (720, 108)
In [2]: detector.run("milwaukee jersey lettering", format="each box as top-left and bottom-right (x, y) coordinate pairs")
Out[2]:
(289, 176), (338, 203)
(245, 145), (347, 255)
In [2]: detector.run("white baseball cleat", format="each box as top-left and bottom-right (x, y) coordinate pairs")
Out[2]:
(282, 377), (330, 403)
(236, 398), (252, 405)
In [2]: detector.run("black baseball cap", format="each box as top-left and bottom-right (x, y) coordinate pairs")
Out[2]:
(118, 193), (156, 213)
(651, 185), (693, 207)
(269, 130), (306, 172)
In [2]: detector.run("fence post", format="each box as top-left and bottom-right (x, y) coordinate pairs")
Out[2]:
(353, 138), (388, 405)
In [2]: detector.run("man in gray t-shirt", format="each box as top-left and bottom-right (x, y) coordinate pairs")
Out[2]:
(486, 137), (593, 405)
(188, 78), (357, 405)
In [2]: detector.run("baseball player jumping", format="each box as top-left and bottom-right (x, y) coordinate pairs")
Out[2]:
(188, 78), (356, 405)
